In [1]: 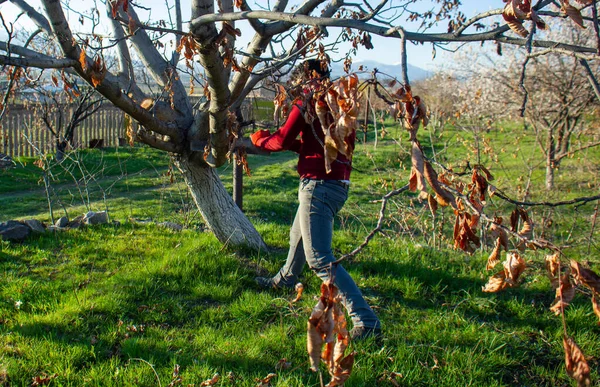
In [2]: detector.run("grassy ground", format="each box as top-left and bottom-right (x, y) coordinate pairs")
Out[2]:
(1, 120), (599, 386)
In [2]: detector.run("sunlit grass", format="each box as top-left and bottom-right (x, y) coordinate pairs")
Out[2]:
(0, 121), (599, 386)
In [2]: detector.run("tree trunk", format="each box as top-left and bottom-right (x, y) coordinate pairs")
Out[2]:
(56, 139), (67, 162)
(176, 156), (267, 251)
(545, 162), (555, 191)
(546, 127), (556, 191)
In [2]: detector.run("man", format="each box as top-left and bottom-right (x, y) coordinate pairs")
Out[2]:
(251, 59), (381, 340)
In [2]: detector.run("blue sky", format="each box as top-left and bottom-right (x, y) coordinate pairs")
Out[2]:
(0, 0), (501, 69)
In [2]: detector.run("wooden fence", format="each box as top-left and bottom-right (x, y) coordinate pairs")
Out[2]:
(1, 106), (127, 158)
(0, 99), (270, 159)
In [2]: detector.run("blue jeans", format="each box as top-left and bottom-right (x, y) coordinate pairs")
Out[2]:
(273, 178), (380, 329)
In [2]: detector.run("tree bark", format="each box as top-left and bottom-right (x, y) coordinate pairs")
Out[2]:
(176, 156), (267, 251)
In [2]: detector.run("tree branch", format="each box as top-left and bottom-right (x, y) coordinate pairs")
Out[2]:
(8, 0), (52, 33)
(578, 58), (600, 102)
(334, 184), (410, 264)
(494, 189), (600, 208)
(0, 53), (76, 68)
(41, 0), (180, 142)
(188, 10), (599, 56)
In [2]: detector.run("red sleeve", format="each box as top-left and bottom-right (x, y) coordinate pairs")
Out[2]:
(255, 105), (305, 152)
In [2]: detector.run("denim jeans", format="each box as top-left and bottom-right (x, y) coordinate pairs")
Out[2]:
(273, 178), (381, 329)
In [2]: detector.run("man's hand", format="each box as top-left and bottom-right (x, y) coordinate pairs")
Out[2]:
(250, 129), (271, 146)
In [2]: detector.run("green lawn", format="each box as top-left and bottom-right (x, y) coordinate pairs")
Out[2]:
(1, 120), (599, 386)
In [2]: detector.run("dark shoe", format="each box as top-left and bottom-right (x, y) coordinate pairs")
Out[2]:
(350, 326), (382, 341)
(255, 277), (277, 289)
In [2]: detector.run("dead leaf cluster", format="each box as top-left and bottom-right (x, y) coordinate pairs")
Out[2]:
(78, 47), (106, 88)
(502, 0), (547, 37)
(307, 283), (355, 386)
(483, 251), (527, 292)
(314, 74), (361, 174)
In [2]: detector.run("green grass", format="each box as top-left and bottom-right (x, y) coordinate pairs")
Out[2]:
(1, 120), (599, 386)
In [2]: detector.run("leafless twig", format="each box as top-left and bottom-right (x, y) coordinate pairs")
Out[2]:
(335, 184), (410, 264)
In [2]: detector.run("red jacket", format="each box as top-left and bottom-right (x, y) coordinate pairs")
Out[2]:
(254, 103), (355, 181)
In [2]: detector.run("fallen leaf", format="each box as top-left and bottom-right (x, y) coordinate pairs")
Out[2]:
(200, 373), (220, 386)
(255, 372), (276, 387)
(292, 282), (304, 303)
(31, 374), (57, 386)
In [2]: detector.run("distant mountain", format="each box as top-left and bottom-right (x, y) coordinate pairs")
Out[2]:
(329, 60), (431, 82)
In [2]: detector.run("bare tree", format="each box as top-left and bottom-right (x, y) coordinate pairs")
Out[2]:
(0, 0), (599, 250)
(35, 84), (103, 161)
(435, 23), (600, 191)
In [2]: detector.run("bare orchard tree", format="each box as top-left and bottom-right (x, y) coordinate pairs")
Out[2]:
(525, 53), (600, 190)
(441, 24), (600, 190)
(0, 0), (599, 250)
(36, 84), (103, 161)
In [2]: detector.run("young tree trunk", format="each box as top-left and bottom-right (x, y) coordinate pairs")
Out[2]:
(546, 127), (556, 191)
(176, 156), (267, 251)
(56, 139), (68, 162)
(545, 163), (555, 191)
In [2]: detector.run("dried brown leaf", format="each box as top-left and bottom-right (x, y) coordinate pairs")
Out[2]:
(563, 335), (591, 387)
(545, 253), (561, 289)
(31, 374), (57, 386)
(79, 47), (87, 72)
(562, 1), (586, 28)
(307, 321), (324, 372)
(453, 213), (481, 253)
(592, 295), (600, 325)
(472, 168), (489, 202)
(256, 373), (276, 387)
(482, 270), (508, 293)
(503, 12), (529, 37)
(510, 208), (520, 232)
(427, 193), (438, 216)
(292, 282), (304, 303)
(504, 251), (526, 285)
(550, 274), (575, 315)
(483, 252), (526, 292)
(489, 218), (509, 251)
(326, 352), (355, 387)
(323, 134), (338, 174)
(424, 161), (456, 208)
(410, 141), (426, 192)
(570, 260), (600, 294)
(486, 239), (502, 270)
(222, 21), (242, 37)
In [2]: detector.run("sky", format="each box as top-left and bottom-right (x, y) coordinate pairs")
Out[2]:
(0, 0), (502, 69)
